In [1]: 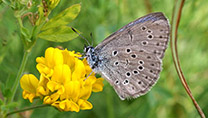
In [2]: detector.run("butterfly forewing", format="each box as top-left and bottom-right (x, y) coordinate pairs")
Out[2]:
(93, 12), (169, 100)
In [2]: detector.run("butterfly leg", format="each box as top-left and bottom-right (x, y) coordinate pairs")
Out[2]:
(84, 71), (93, 81)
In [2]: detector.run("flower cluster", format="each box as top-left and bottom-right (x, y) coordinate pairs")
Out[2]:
(20, 47), (104, 112)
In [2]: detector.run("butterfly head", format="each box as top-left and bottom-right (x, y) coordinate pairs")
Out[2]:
(83, 45), (102, 71)
(84, 45), (95, 56)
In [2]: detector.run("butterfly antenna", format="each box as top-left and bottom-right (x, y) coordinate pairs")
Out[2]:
(90, 32), (94, 46)
(71, 27), (91, 46)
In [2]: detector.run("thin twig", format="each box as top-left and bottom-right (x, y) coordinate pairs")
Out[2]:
(21, 12), (35, 26)
(170, 0), (206, 118)
(6, 104), (50, 117)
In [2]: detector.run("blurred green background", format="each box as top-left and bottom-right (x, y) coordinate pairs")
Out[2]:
(0, 0), (208, 118)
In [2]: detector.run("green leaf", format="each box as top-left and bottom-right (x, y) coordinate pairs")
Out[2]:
(38, 26), (79, 42)
(20, 27), (31, 42)
(0, 99), (3, 105)
(2, 0), (11, 6)
(0, 102), (18, 111)
(2, 89), (12, 98)
(0, 82), (5, 96)
(41, 4), (81, 31)
(5, 102), (18, 109)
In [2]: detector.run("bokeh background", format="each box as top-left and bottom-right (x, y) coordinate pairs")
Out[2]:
(0, 0), (208, 118)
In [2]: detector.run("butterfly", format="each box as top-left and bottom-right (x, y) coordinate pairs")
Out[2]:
(83, 12), (170, 100)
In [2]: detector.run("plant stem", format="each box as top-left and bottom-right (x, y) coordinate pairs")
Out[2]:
(6, 104), (49, 117)
(8, 50), (29, 103)
(170, 0), (205, 118)
(9, 16), (27, 103)
(17, 16), (23, 27)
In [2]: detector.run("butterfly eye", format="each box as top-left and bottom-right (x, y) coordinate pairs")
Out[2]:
(84, 46), (93, 53)
(84, 48), (87, 52)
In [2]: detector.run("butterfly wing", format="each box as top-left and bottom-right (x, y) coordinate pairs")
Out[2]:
(94, 12), (170, 100)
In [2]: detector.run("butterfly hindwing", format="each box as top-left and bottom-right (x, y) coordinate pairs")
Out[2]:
(91, 12), (169, 100)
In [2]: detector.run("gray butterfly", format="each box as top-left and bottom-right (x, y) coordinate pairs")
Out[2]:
(84, 12), (170, 100)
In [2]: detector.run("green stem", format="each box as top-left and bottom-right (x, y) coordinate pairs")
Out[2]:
(6, 104), (49, 117)
(8, 50), (29, 103)
(17, 16), (23, 27)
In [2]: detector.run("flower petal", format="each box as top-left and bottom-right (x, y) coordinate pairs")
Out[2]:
(51, 101), (62, 111)
(70, 100), (80, 112)
(84, 76), (96, 86)
(79, 85), (92, 100)
(62, 49), (76, 69)
(36, 63), (53, 77)
(37, 74), (50, 96)
(63, 81), (80, 101)
(43, 92), (60, 104)
(72, 59), (86, 81)
(51, 64), (71, 83)
(37, 86), (48, 96)
(92, 78), (104, 92)
(58, 99), (80, 112)
(22, 91), (36, 103)
(36, 57), (45, 64)
(20, 74), (39, 94)
(45, 47), (63, 68)
(78, 99), (92, 110)
(47, 81), (64, 94)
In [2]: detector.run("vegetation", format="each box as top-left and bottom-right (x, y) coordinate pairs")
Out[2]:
(0, 0), (207, 118)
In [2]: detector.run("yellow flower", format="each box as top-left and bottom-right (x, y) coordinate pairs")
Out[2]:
(36, 74), (50, 96)
(36, 47), (63, 77)
(20, 74), (39, 103)
(20, 47), (104, 112)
